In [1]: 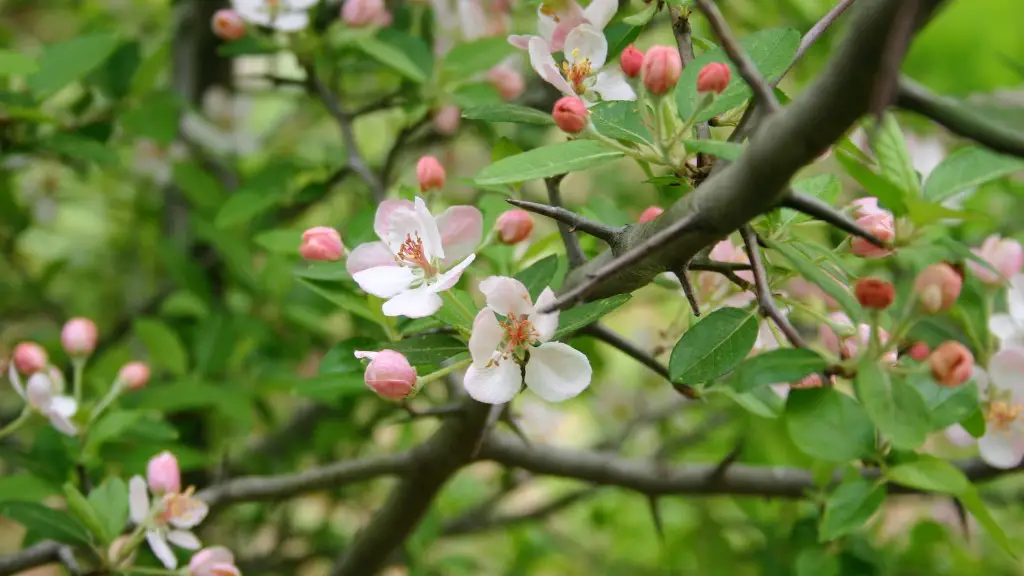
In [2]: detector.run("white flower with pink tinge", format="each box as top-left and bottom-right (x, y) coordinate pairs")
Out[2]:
(128, 473), (208, 570)
(464, 277), (592, 404)
(954, 348), (1024, 469)
(525, 24), (634, 107)
(6, 364), (77, 436)
(231, 0), (317, 31)
(508, 0), (617, 54)
(989, 274), (1024, 351)
(347, 197), (482, 318)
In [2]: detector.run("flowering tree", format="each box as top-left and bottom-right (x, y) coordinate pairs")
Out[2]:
(2, 0), (1024, 574)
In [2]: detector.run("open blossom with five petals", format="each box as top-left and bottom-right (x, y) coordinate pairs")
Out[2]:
(464, 277), (592, 404)
(347, 198), (482, 318)
(508, 0), (616, 53)
(527, 24), (634, 107)
(129, 467), (208, 570)
(231, 0), (317, 31)
(971, 348), (1024, 468)
(7, 364), (77, 436)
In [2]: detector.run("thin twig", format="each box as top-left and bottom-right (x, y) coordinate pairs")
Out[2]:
(545, 176), (588, 268)
(672, 264), (702, 317)
(670, 7), (712, 167)
(688, 259), (752, 272)
(505, 198), (622, 243)
(380, 115), (432, 187)
(779, 0), (858, 80)
(782, 191), (888, 248)
(581, 324), (698, 398)
(740, 225), (807, 348)
(695, 0), (780, 113)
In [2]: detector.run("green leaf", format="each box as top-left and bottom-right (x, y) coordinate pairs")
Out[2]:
(731, 348), (828, 393)
(320, 337), (378, 376)
(835, 149), (908, 216)
(604, 22), (642, 60)
(63, 483), (109, 544)
(475, 140), (624, 185)
(39, 133), (119, 166)
(960, 407), (986, 438)
(172, 160), (227, 212)
(356, 36), (428, 83)
(0, 501), (92, 546)
(515, 255), (558, 300)
(217, 35), (278, 56)
(121, 90), (182, 145)
(85, 410), (144, 455)
(911, 378), (980, 431)
(89, 40), (141, 99)
(767, 239), (863, 323)
(854, 363), (930, 451)
(28, 33), (121, 98)
(254, 229), (303, 255)
(590, 101), (654, 146)
(293, 261), (349, 281)
(958, 486), (1015, 556)
(297, 279), (380, 324)
(718, 385), (785, 419)
(819, 478), (887, 542)
(0, 474), (59, 502)
(133, 318), (189, 376)
(870, 114), (920, 195)
(442, 37), (514, 79)
(294, 373), (367, 402)
(389, 334), (467, 366)
(622, 1), (658, 25)
(682, 139), (746, 161)
(553, 294), (632, 340)
(0, 50), (38, 76)
(676, 28), (800, 123)
(780, 175), (842, 226)
(436, 289), (478, 335)
(462, 103), (555, 126)
(669, 307), (758, 384)
(904, 197), (978, 227)
(785, 388), (875, 462)
(923, 146), (1024, 202)
(215, 190), (286, 228)
(887, 457), (969, 494)
(87, 477), (129, 545)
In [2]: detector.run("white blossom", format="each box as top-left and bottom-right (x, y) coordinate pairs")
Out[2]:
(231, 0), (318, 31)
(508, 0), (617, 53)
(6, 364), (77, 436)
(128, 476), (208, 570)
(527, 24), (633, 107)
(972, 348), (1024, 469)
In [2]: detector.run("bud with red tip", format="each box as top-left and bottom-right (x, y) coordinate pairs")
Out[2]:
(696, 62), (731, 94)
(907, 341), (930, 362)
(641, 46), (682, 96)
(12, 342), (47, 375)
(211, 9), (246, 41)
(355, 350), (417, 400)
(342, 0), (392, 28)
(552, 96), (588, 133)
(850, 212), (895, 259)
(914, 263), (962, 313)
(495, 210), (534, 244)
(638, 206), (663, 223)
(61, 317), (98, 358)
(119, 362), (150, 390)
(300, 226), (344, 262)
(416, 156), (446, 192)
(146, 451), (181, 495)
(620, 44), (644, 79)
(929, 341), (974, 387)
(854, 277), (895, 310)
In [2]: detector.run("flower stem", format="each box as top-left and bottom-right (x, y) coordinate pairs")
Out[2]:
(415, 358), (472, 391)
(72, 357), (85, 404)
(0, 408), (32, 440)
(89, 378), (124, 425)
(586, 121), (663, 165)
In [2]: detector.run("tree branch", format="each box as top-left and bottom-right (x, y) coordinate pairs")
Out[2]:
(896, 77), (1024, 158)
(505, 198), (623, 244)
(545, 176), (588, 268)
(781, 191), (888, 248)
(780, 0), (859, 80)
(579, 324), (698, 399)
(670, 7), (712, 166)
(671, 264), (702, 317)
(0, 542), (64, 576)
(741, 225), (807, 348)
(696, 0), (781, 112)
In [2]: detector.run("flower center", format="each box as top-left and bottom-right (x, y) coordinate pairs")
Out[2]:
(395, 233), (437, 275)
(501, 314), (539, 351)
(987, 400), (1022, 432)
(561, 50), (592, 95)
(157, 486), (200, 524)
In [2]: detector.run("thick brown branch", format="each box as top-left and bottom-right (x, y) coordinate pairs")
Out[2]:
(741, 226), (807, 348)
(781, 191), (888, 248)
(506, 198), (622, 244)
(696, 0), (781, 112)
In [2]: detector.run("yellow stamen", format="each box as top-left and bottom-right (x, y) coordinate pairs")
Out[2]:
(987, 400), (1022, 431)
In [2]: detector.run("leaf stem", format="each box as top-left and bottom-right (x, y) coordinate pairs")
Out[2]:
(415, 358), (472, 390)
(0, 408), (32, 440)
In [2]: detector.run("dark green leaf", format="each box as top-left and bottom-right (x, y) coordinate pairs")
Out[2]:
(217, 35), (278, 56)
(89, 40), (141, 99)
(436, 289), (478, 335)
(604, 22), (642, 60)
(731, 348), (828, 393)
(0, 474), (59, 502)
(854, 363), (930, 451)
(0, 501), (92, 546)
(121, 90), (182, 145)
(85, 410), (144, 455)
(39, 133), (119, 165)
(294, 373), (367, 402)
(719, 385), (785, 419)
(320, 337), (378, 376)
(297, 279), (380, 324)
(389, 334), (467, 366)
(475, 140), (624, 185)
(133, 318), (189, 376)
(886, 457), (969, 494)
(669, 307), (758, 384)
(28, 33), (120, 98)
(553, 294), (632, 340)
(462, 103), (555, 126)
(870, 114), (920, 195)
(515, 255), (559, 300)
(780, 175), (842, 226)
(357, 35), (428, 83)
(622, 2), (658, 26)
(911, 378), (980, 431)
(819, 478), (887, 541)
(785, 388), (875, 462)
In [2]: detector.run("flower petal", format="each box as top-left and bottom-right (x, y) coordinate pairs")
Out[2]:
(564, 24), (607, 70)
(524, 342), (592, 402)
(591, 70), (636, 102)
(48, 396), (77, 418)
(286, 0), (320, 8)
(582, 0), (617, 29)
(354, 351), (379, 360)
(374, 199), (416, 242)
(25, 373), (54, 410)
(469, 309), (504, 365)
(47, 413), (77, 436)
(463, 360), (522, 404)
(432, 254), (475, 292)
(269, 11), (309, 31)
(528, 37), (574, 96)
(479, 276), (534, 317)
(346, 241), (396, 275)
(414, 197), (445, 261)
(128, 476), (150, 524)
(536, 7), (558, 44)
(167, 529), (202, 550)
(507, 34), (533, 49)
(170, 498), (209, 529)
(1009, 274), (1024, 323)
(979, 429), (1024, 469)
(989, 347), (1024, 401)
(7, 363), (25, 399)
(147, 530), (179, 570)
(530, 287), (559, 343)
(945, 423), (977, 448)
(436, 205), (483, 265)
(352, 266), (418, 298)
(457, 0), (487, 41)
(382, 285), (444, 318)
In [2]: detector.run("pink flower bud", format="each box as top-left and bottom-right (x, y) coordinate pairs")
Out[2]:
(849, 197), (886, 220)
(854, 277), (894, 310)
(356, 350), (417, 400)
(907, 341), (930, 362)
(61, 317), (98, 358)
(416, 156), (446, 192)
(211, 9), (246, 41)
(433, 105), (461, 135)
(552, 96), (588, 133)
(620, 44), (644, 78)
(641, 46), (682, 96)
(914, 263), (962, 313)
(696, 62), (730, 94)
(300, 226), (344, 261)
(189, 547), (240, 576)
(638, 206), (663, 223)
(969, 235), (1024, 285)
(495, 210), (534, 244)
(119, 361), (150, 390)
(342, 0), (392, 28)
(487, 66), (526, 102)
(850, 212), (895, 258)
(12, 342), (47, 375)
(929, 341), (973, 387)
(146, 451), (181, 495)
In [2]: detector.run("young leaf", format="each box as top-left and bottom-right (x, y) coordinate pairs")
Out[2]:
(766, 240), (863, 323)
(717, 385), (785, 419)
(294, 373), (368, 402)
(819, 478), (887, 542)
(28, 33), (120, 98)
(870, 114), (920, 195)
(854, 363), (930, 451)
(320, 337), (378, 376)
(887, 457), (970, 494)
(730, 348), (828, 393)
(356, 36), (428, 83)
(910, 377), (980, 431)
(0, 50), (38, 76)
(475, 141), (624, 185)
(297, 279), (380, 324)
(133, 318), (189, 377)
(62, 483), (111, 544)
(515, 255), (559, 300)
(0, 501), (92, 546)
(442, 37), (515, 79)
(682, 139), (746, 161)
(215, 191), (286, 228)
(461, 103), (555, 126)
(389, 334), (467, 366)
(669, 307), (759, 384)
(590, 101), (654, 146)
(294, 262), (349, 282)
(552, 294), (632, 340)
(785, 388), (875, 462)
(835, 149), (909, 216)
(923, 146), (1024, 202)
(87, 477), (130, 545)
(254, 229), (304, 255)
(622, 1), (658, 26)
(604, 22), (642, 60)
